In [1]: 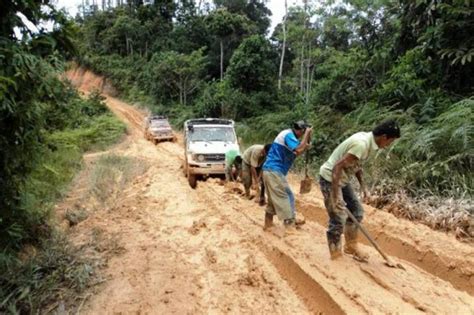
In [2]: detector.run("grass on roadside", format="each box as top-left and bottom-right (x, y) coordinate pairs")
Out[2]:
(88, 154), (150, 209)
(0, 234), (97, 314)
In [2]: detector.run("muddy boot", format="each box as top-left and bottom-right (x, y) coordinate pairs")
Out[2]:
(263, 213), (274, 231)
(283, 219), (298, 236)
(295, 213), (306, 226)
(344, 224), (369, 262)
(244, 186), (251, 200)
(328, 240), (342, 260)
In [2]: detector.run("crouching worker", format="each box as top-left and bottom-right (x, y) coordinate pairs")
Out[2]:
(262, 121), (312, 234)
(319, 120), (400, 261)
(225, 149), (242, 182)
(241, 144), (272, 204)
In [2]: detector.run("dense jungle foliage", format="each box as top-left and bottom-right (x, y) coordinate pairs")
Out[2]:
(0, 1), (125, 312)
(76, 0), (473, 199)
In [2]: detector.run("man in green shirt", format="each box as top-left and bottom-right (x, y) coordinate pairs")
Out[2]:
(319, 120), (401, 261)
(225, 149), (242, 182)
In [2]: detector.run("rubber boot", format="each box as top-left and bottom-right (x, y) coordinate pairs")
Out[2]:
(295, 214), (306, 226)
(283, 219), (298, 236)
(263, 213), (274, 231)
(328, 239), (342, 260)
(245, 187), (251, 199)
(344, 224), (369, 262)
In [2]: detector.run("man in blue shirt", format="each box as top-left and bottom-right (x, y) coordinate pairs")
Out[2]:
(262, 121), (312, 234)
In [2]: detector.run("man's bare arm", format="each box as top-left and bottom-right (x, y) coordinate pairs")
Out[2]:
(331, 153), (359, 206)
(294, 128), (313, 155)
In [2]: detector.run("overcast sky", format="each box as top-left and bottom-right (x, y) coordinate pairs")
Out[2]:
(52, 0), (305, 34)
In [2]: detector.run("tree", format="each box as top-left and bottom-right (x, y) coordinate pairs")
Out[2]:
(278, 0), (288, 90)
(214, 0), (271, 35)
(226, 35), (277, 92)
(397, 0), (474, 94)
(146, 49), (208, 106)
(0, 0), (76, 247)
(205, 8), (249, 80)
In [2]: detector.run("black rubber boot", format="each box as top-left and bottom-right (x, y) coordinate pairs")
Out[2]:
(263, 213), (274, 231)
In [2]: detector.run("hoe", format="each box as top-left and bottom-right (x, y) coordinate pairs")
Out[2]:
(343, 206), (405, 270)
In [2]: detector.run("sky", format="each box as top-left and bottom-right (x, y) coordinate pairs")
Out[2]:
(52, 0), (306, 34)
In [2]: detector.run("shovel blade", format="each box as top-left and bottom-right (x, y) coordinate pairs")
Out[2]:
(384, 259), (406, 270)
(299, 177), (312, 194)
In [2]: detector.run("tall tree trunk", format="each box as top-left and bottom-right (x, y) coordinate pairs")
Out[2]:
(125, 36), (129, 55)
(300, 0), (309, 95)
(278, 0), (288, 90)
(305, 42), (312, 105)
(300, 44), (305, 93)
(197, 0), (203, 14)
(309, 64), (314, 103)
(220, 39), (224, 81)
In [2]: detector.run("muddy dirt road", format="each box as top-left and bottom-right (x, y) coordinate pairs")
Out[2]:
(65, 68), (473, 314)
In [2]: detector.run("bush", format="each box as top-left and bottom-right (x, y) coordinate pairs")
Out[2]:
(0, 235), (95, 314)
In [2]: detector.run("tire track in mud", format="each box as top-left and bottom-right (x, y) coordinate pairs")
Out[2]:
(202, 182), (473, 314)
(195, 183), (348, 315)
(144, 140), (351, 313)
(295, 198), (474, 295)
(149, 141), (372, 314)
(258, 244), (346, 315)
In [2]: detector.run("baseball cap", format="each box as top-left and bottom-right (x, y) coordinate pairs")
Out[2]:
(293, 120), (310, 130)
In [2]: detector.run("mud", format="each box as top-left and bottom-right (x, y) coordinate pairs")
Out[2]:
(62, 68), (474, 314)
(294, 195), (474, 295)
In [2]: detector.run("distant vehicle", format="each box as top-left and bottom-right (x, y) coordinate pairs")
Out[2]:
(183, 118), (239, 188)
(144, 115), (176, 144)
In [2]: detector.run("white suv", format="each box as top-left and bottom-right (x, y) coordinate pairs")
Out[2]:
(183, 118), (239, 188)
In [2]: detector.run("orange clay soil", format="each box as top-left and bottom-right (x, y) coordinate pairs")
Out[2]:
(59, 68), (473, 314)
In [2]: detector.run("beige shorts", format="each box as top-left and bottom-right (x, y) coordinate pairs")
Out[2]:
(262, 170), (295, 221)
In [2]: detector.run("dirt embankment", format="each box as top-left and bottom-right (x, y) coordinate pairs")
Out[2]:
(61, 68), (473, 314)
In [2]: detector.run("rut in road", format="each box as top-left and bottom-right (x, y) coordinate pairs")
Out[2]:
(63, 68), (473, 314)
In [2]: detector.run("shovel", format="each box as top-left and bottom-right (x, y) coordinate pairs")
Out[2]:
(343, 206), (405, 270)
(299, 135), (312, 194)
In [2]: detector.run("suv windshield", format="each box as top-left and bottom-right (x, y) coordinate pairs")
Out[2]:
(189, 127), (235, 142)
(151, 120), (169, 127)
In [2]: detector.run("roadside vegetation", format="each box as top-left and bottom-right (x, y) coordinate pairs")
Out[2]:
(0, 1), (125, 313)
